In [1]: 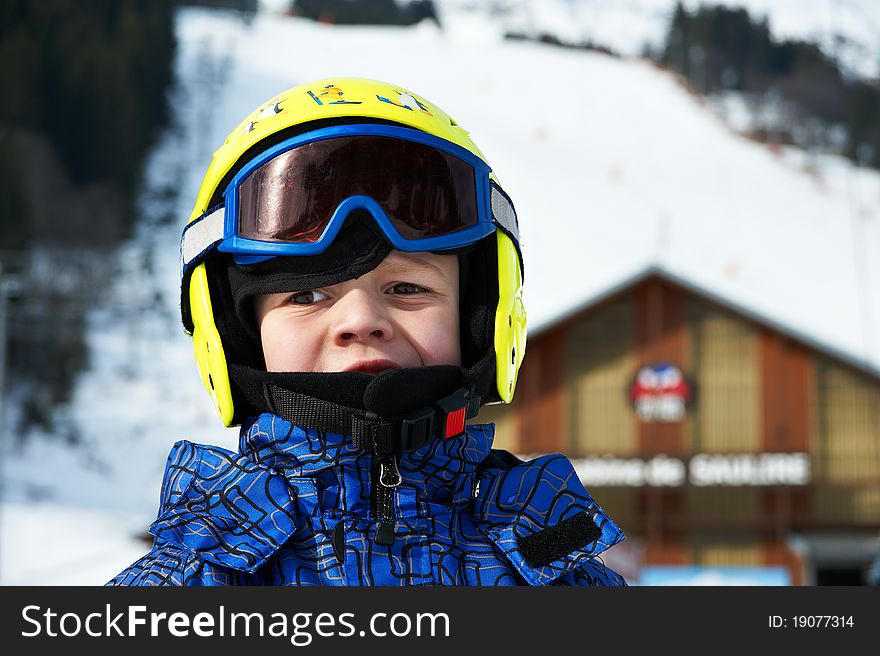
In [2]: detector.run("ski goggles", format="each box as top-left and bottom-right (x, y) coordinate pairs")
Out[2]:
(181, 123), (519, 273)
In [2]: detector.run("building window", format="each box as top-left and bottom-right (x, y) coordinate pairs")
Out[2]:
(567, 297), (637, 456)
(686, 301), (759, 452)
(813, 359), (880, 485)
(689, 531), (762, 567)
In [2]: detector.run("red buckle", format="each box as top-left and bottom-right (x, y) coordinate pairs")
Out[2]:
(445, 407), (466, 439)
(435, 389), (470, 439)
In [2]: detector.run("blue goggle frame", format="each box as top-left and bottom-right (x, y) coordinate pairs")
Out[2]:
(181, 124), (520, 272)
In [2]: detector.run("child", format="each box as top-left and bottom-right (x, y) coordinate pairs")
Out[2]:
(108, 78), (626, 586)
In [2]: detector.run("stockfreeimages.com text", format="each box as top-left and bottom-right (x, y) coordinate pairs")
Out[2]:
(21, 605), (450, 645)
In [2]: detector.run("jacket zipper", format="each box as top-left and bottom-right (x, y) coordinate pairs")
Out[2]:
(373, 453), (400, 546)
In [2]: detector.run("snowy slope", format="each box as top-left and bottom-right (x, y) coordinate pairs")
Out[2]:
(446, 0), (880, 80)
(2, 3), (879, 583)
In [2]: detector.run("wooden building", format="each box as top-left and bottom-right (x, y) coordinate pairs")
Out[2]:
(478, 267), (880, 585)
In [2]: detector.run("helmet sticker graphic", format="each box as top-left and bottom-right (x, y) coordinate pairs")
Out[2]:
(376, 90), (432, 115)
(307, 83), (362, 105)
(241, 98), (284, 134)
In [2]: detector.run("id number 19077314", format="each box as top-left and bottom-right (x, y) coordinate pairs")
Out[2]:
(769, 616), (854, 629)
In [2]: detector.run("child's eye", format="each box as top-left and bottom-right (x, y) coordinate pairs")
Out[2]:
(288, 290), (328, 305)
(388, 282), (429, 295)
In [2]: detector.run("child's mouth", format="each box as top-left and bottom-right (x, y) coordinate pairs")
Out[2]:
(343, 359), (401, 375)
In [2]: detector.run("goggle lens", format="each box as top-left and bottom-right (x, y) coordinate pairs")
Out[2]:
(236, 135), (480, 244)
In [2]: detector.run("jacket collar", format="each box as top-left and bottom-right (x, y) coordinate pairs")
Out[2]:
(238, 412), (365, 478)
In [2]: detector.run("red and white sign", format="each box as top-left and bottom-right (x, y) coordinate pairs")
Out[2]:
(629, 363), (693, 422)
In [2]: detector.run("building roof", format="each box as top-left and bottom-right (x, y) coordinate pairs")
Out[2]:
(529, 264), (880, 381)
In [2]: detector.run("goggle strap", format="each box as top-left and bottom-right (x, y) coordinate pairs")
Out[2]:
(490, 182), (519, 243)
(181, 206), (225, 275)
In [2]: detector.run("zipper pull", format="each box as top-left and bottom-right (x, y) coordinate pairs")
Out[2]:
(375, 522), (395, 546)
(379, 454), (402, 488)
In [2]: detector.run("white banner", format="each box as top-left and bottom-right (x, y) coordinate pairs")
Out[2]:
(570, 453), (810, 487)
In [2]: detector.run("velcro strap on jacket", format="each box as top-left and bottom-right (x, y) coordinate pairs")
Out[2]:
(517, 512), (603, 569)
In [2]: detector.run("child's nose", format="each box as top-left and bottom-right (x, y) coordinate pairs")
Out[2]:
(331, 289), (394, 345)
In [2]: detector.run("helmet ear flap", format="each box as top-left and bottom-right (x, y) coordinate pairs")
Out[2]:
(189, 263), (235, 426)
(494, 231), (527, 402)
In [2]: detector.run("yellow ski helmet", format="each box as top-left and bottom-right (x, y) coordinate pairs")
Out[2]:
(181, 77), (526, 426)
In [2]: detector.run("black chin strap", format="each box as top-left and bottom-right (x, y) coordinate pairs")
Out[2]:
(228, 363), (484, 456)
(265, 384), (481, 456)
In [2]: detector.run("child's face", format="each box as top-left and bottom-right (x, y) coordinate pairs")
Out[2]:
(254, 250), (461, 374)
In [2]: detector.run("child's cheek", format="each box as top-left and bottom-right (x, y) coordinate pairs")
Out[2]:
(410, 306), (461, 366)
(261, 317), (315, 373)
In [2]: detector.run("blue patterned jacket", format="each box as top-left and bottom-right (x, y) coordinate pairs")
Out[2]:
(108, 413), (626, 586)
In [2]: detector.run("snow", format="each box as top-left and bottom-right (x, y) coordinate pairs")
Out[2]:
(2, 2), (879, 584)
(450, 0), (880, 80)
(0, 502), (149, 585)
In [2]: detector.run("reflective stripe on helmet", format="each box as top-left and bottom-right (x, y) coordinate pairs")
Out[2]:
(181, 206), (225, 273)
(490, 182), (519, 244)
